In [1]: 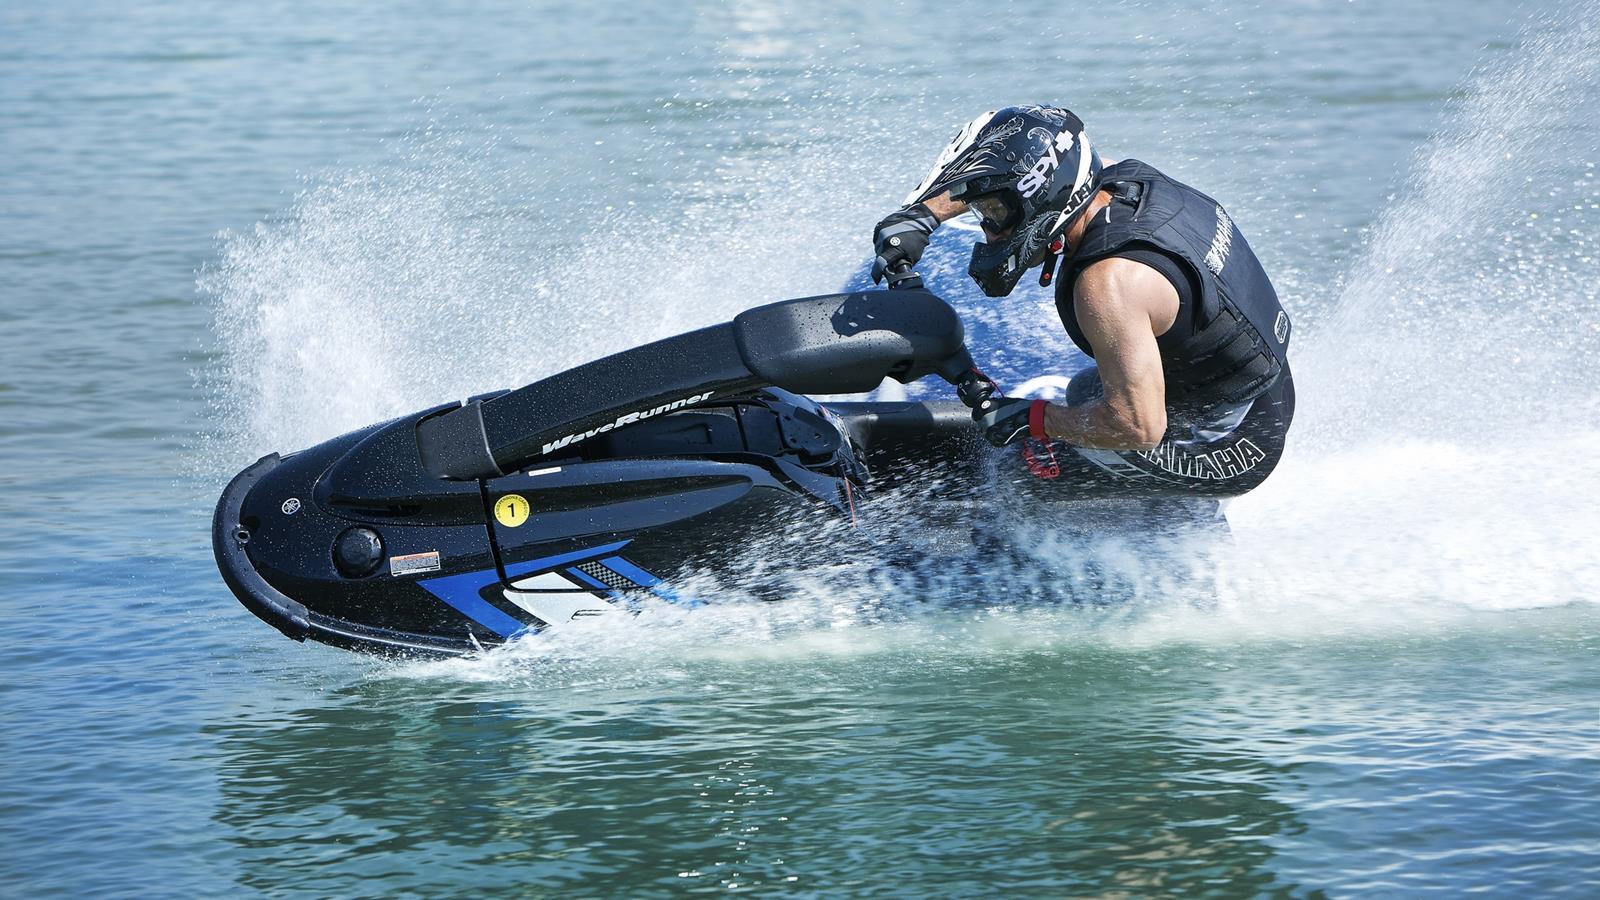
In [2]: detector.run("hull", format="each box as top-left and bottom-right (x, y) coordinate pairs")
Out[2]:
(214, 288), (986, 656)
(214, 388), (893, 657)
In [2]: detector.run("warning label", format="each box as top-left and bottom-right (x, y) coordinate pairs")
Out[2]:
(494, 493), (530, 528)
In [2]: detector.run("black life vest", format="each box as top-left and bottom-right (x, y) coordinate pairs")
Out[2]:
(1057, 159), (1292, 412)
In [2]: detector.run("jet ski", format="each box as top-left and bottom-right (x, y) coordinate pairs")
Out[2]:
(214, 287), (993, 657)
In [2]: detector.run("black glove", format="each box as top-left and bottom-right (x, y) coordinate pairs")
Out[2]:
(871, 203), (938, 286)
(973, 396), (1041, 447)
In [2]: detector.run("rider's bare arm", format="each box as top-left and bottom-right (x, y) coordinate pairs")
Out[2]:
(920, 191), (967, 222)
(1039, 257), (1178, 451)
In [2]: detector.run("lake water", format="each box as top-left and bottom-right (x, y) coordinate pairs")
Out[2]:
(3, 0), (1598, 895)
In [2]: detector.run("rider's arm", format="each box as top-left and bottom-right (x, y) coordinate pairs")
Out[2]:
(1039, 258), (1177, 451)
(921, 191), (968, 223)
(871, 191), (969, 286)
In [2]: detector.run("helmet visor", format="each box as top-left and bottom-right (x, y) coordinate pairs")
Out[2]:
(967, 191), (1022, 237)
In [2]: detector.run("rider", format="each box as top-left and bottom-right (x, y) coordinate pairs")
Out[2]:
(871, 105), (1295, 493)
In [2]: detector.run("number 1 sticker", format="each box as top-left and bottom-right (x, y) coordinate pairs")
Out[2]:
(494, 493), (530, 528)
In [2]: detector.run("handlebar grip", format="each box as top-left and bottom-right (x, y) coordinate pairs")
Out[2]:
(954, 368), (998, 409)
(885, 260), (924, 290)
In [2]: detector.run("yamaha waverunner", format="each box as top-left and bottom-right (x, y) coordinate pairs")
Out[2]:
(213, 288), (992, 657)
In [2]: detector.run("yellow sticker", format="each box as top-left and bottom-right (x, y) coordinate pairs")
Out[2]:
(494, 493), (530, 528)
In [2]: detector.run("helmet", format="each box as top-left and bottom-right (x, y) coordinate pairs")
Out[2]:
(907, 106), (1103, 297)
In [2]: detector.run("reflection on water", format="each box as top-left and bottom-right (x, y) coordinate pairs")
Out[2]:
(208, 642), (1312, 895)
(204, 605), (1600, 895)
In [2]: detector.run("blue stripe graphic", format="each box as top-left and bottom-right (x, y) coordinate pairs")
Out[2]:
(601, 556), (699, 606)
(504, 541), (632, 578)
(418, 540), (634, 636)
(418, 570), (527, 638)
(599, 555), (660, 587)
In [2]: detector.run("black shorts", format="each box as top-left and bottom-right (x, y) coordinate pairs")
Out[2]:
(1004, 367), (1296, 500)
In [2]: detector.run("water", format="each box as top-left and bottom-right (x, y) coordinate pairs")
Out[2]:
(4, 0), (1598, 895)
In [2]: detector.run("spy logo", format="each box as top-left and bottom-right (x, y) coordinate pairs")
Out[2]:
(494, 493), (530, 528)
(1017, 129), (1077, 198)
(281, 498), (301, 515)
(1274, 310), (1290, 344)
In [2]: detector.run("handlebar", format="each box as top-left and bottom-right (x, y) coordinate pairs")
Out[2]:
(885, 259), (924, 291)
(879, 260), (997, 408)
(954, 367), (998, 412)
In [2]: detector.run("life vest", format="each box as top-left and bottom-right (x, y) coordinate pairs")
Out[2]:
(1058, 160), (1292, 412)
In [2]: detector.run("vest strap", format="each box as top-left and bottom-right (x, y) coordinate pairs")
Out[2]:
(1106, 180), (1143, 205)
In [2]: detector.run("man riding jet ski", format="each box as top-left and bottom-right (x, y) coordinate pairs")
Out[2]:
(213, 110), (1295, 657)
(871, 105), (1295, 490)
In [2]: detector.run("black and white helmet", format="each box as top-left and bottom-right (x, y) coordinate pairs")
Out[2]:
(908, 106), (1103, 297)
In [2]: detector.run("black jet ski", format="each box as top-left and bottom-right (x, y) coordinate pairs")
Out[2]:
(214, 288), (997, 656)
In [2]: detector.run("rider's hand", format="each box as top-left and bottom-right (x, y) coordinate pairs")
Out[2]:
(871, 203), (938, 286)
(974, 396), (1045, 447)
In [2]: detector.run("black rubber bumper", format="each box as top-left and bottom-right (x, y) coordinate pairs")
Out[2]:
(212, 455), (484, 658)
(212, 454), (314, 642)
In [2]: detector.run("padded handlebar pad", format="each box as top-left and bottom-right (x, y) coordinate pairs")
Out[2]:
(416, 289), (973, 480)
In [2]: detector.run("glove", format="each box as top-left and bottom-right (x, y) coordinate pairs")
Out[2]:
(871, 203), (938, 286)
(974, 396), (1046, 448)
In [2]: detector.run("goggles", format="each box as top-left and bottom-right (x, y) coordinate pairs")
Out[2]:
(965, 190), (1022, 237)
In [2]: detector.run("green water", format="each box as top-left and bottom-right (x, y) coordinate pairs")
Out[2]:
(3, 0), (1598, 895)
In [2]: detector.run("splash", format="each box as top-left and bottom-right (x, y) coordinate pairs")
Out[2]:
(203, 8), (1600, 680)
(199, 131), (546, 457)
(1294, 4), (1600, 444)
(198, 118), (901, 465)
(1227, 3), (1600, 619)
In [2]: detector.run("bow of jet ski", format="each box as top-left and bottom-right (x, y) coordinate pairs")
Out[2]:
(213, 288), (988, 657)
